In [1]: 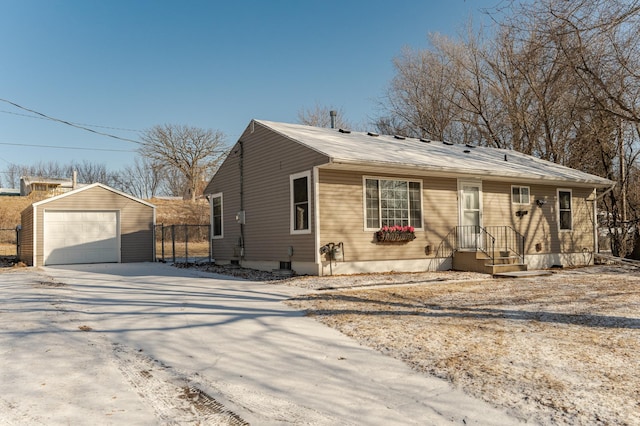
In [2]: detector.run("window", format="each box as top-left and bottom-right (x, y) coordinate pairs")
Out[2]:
(511, 186), (530, 205)
(210, 193), (223, 238)
(558, 190), (572, 230)
(364, 177), (422, 230)
(290, 171), (311, 234)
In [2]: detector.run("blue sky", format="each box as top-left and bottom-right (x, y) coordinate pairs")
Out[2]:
(0, 0), (501, 178)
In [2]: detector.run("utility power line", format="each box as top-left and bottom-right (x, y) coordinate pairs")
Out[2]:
(0, 98), (142, 144)
(0, 141), (135, 152)
(0, 109), (141, 132)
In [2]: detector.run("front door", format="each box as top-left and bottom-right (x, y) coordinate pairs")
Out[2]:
(458, 181), (483, 249)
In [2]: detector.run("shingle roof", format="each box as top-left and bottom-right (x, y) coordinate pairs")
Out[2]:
(256, 120), (615, 188)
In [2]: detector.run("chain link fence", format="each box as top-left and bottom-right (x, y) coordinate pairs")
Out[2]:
(155, 224), (211, 264)
(0, 228), (18, 258)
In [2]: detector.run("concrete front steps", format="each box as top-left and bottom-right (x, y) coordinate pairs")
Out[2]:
(452, 250), (527, 275)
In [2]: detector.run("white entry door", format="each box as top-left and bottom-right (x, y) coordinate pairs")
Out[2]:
(44, 210), (120, 265)
(458, 181), (483, 249)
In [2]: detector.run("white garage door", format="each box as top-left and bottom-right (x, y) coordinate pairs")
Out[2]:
(44, 210), (120, 265)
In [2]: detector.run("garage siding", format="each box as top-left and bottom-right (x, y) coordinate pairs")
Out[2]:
(28, 185), (155, 266)
(18, 205), (34, 266)
(205, 120), (330, 264)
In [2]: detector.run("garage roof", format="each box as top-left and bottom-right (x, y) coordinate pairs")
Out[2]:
(31, 183), (155, 209)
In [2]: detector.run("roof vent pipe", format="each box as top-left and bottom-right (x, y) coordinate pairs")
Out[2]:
(72, 170), (77, 189)
(329, 110), (337, 129)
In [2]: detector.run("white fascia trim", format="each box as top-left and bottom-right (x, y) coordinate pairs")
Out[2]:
(32, 204), (37, 267)
(313, 166), (320, 266)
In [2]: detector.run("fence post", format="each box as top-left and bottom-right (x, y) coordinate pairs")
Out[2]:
(161, 224), (165, 262)
(185, 224), (189, 264)
(171, 224), (176, 264)
(208, 224), (212, 264)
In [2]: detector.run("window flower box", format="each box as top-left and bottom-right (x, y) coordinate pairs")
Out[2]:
(375, 225), (416, 242)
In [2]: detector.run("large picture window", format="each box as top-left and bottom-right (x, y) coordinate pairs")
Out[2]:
(210, 193), (223, 238)
(290, 171), (311, 234)
(364, 177), (422, 230)
(558, 189), (572, 230)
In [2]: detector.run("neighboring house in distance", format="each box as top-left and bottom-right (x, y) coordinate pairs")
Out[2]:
(0, 188), (20, 196)
(203, 119), (615, 276)
(20, 174), (82, 197)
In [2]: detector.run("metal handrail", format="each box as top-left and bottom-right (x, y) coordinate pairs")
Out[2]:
(455, 225), (496, 265)
(440, 225), (525, 265)
(485, 226), (525, 264)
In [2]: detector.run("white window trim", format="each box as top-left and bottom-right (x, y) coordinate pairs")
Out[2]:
(362, 175), (424, 232)
(290, 170), (312, 235)
(210, 192), (224, 239)
(511, 185), (530, 205)
(557, 188), (573, 232)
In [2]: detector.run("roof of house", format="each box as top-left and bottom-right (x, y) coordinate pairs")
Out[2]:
(21, 176), (74, 187)
(255, 120), (615, 188)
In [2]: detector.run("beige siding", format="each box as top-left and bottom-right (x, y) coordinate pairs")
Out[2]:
(18, 205), (34, 266)
(422, 176), (459, 250)
(204, 120), (599, 271)
(206, 121), (330, 264)
(205, 140), (241, 261)
(483, 182), (595, 254)
(32, 186), (154, 266)
(319, 170), (459, 261)
(319, 170), (597, 263)
(556, 187), (595, 253)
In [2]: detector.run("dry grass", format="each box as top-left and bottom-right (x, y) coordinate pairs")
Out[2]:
(156, 241), (210, 260)
(0, 196), (209, 228)
(151, 198), (209, 225)
(0, 196), (42, 228)
(287, 266), (640, 425)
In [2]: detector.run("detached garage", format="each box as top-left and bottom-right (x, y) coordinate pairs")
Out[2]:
(19, 183), (155, 266)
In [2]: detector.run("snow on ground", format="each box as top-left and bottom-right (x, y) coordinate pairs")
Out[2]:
(0, 263), (519, 425)
(285, 265), (640, 425)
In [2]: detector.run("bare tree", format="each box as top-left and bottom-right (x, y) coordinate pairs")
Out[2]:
(69, 160), (119, 186)
(377, 0), (640, 257)
(4, 164), (28, 188)
(114, 157), (164, 199)
(378, 44), (460, 140)
(139, 124), (226, 201)
(501, 0), (640, 256)
(155, 166), (187, 198)
(297, 104), (353, 129)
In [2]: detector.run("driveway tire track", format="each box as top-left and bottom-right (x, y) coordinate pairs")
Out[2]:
(111, 343), (248, 426)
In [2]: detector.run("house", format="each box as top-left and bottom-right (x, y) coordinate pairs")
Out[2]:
(203, 119), (615, 276)
(19, 183), (156, 266)
(20, 174), (82, 197)
(0, 188), (20, 196)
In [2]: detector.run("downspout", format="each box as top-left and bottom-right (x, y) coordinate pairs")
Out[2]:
(313, 166), (321, 275)
(239, 140), (245, 260)
(594, 183), (616, 255)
